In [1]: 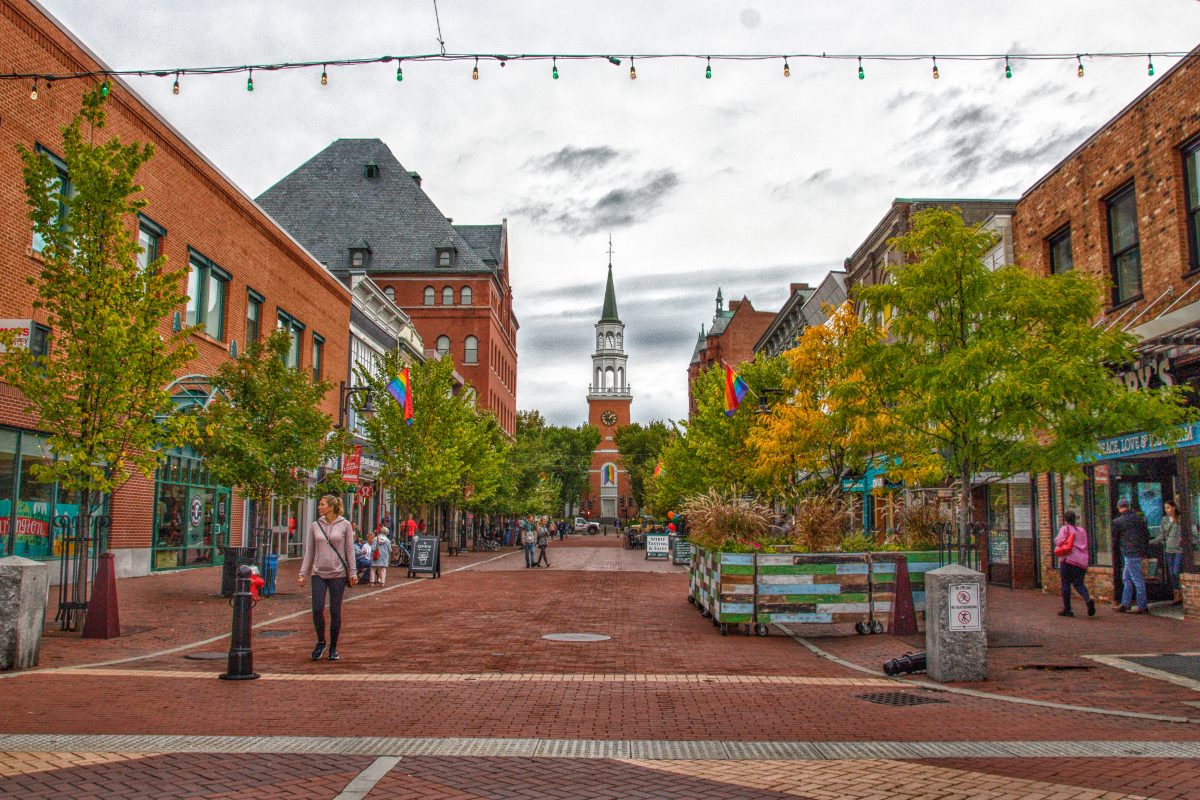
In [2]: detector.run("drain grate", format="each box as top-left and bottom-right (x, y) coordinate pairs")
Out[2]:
(258, 630), (297, 639)
(856, 691), (948, 707)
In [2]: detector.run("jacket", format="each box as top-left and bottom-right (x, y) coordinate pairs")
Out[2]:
(370, 534), (392, 567)
(1112, 510), (1150, 558)
(1055, 524), (1089, 569)
(1152, 516), (1183, 554)
(300, 515), (356, 580)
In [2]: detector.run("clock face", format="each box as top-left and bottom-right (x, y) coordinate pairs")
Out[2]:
(601, 411), (618, 427)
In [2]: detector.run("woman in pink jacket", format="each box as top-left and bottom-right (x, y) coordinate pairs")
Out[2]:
(298, 494), (357, 660)
(1054, 510), (1095, 618)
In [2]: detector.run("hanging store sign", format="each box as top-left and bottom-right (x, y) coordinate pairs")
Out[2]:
(0, 319), (34, 352)
(1091, 421), (1200, 461)
(1118, 355), (1175, 390)
(342, 446), (363, 484)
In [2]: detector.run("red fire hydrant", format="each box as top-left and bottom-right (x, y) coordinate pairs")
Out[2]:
(248, 565), (266, 601)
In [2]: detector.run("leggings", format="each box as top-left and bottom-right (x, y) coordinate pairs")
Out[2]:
(1059, 562), (1091, 611)
(311, 575), (348, 647)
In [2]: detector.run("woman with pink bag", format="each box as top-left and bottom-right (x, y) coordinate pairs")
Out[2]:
(1054, 510), (1095, 618)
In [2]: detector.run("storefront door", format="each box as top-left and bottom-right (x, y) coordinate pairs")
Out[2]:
(1112, 461), (1174, 604)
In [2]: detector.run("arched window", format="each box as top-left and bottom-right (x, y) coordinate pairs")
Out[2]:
(605, 367), (615, 389)
(606, 332), (615, 349)
(461, 286), (473, 305)
(616, 333), (623, 349)
(597, 333), (604, 349)
(423, 286), (435, 305)
(464, 335), (478, 364)
(442, 286), (454, 305)
(436, 335), (450, 357)
(617, 367), (625, 389)
(595, 368), (601, 389)
(384, 286), (395, 303)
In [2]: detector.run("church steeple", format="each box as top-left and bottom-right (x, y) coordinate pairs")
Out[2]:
(600, 263), (620, 323)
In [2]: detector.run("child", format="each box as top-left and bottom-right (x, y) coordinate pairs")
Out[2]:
(370, 527), (392, 586)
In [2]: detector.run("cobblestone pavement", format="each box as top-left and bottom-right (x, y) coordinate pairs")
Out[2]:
(3, 545), (1200, 798)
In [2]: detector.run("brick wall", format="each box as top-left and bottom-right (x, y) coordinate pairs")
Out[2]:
(1182, 571), (1200, 618)
(688, 298), (776, 416)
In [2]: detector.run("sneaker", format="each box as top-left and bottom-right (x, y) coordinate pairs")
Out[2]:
(1058, 609), (1074, 617)
(1087, 599), (1096, 617)
(311, 642), (326, 661)
(1115, 605), (1129, 613)
(328, 649), (340, 661)
(1129, 607), (1147, 615)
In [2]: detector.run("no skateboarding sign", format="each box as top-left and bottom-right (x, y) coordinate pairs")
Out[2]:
(948, 583), (981, 632)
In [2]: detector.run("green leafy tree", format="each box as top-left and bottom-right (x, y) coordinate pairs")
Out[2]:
(195, 330), (344, 532)
(543, 423), (600, 513)
(854, 207), (1193, 539)
(1, 86), (196, 567)
(614, 420), (674, 511)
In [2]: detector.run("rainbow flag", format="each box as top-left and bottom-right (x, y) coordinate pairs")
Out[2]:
(386, 368), (414, 425)
(724, 364), (748, 417)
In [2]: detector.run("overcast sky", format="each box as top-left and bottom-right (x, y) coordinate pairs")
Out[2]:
(37, 0), (1197, 426)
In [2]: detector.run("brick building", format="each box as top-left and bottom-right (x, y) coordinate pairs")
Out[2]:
(753, 272), (849, 358)
(1014, 47), (1200, 604)
(256, 139), (520, 436)
(0, 0), (351, 577)
(686, 290), (776, 418)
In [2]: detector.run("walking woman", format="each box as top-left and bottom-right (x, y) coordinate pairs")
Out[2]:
(298, 495), (357, 661)
(1054, 510), (1095, 618)
(370, 526), (392, 586)
(535, 516), (551, 568)
(1153, 500), (1184, 603)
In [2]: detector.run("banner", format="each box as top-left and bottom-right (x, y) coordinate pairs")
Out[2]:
(343, 446), (363, 484)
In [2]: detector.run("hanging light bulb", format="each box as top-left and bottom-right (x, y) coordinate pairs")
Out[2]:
(857, 57), (865, 80)
(172, 72), (180, 95)
(705, 57), (712, 80)
(472, 57), (479, 81)
(30, 79), (38, 101)
(932, 57), (939, 80)
(321, 65), (328, 86)
(1076, 55), (1084, 78)
(1005, 56), (1012, 79)
(783, 58), (790, 78)
(246, 69), (254, 92)
(629, 57), (637, 80)
(552, 56), (559, 80)
(1147, 55), (1155, 77)
(100, 81), (109, 97)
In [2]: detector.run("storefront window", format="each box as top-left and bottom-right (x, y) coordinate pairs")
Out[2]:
(987, 485), (1011, 564)
(0, 430), (17, 556)
(153, 448), (230, 570)
(1091, 466), (1113, 566)
(14, 434), (56, 559)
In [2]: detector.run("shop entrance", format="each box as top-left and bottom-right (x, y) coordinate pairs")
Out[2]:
(1111, 455), (1175, 605)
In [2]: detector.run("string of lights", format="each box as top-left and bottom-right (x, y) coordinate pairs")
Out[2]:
(8, 50), (1188, 97)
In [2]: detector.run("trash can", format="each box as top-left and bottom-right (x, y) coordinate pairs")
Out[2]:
(261, 554), (278, 598)
(220, 546), (258, 597)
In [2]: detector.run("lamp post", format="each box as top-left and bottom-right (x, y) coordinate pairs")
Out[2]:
(753, 387), (786, 415)
(336, 382), (375, 527)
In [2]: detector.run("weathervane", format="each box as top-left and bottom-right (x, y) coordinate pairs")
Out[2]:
(607, 234), (614, 267)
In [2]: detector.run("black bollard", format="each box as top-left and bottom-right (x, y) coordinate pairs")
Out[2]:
(882, 651), (927, 676)
(219, 564), (260, 681)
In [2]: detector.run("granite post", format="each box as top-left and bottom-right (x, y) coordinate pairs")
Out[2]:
(0, 556), (51, 670)
(925, 563), (987, 682)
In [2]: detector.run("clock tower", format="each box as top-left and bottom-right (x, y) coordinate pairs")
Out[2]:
(585, 254), (633, 524)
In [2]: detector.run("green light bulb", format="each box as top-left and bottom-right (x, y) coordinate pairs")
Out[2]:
(705, 58), (712, 79)
(858, 59), (865, 80)
(1005, 62), (1012, 79)
(1148, 57), (1155, 77)
(396, 64), (403, 81)
(247, 73), (254, 92)
(552, 58), (559, 80)
(100, 81), (109, 97)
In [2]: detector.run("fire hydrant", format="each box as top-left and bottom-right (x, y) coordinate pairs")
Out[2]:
(248, 565), (266, 601)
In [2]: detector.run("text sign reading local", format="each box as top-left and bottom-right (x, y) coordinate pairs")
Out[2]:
(948, 583), (982, 632)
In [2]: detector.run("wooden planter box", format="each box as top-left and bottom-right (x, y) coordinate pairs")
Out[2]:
(688, 548), (942, 635)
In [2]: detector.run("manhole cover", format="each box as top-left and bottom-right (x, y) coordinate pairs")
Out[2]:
(183, 652), (227, 661)
(258, 630), (297, 639)
(856, 692), (948, 707)
(1125, 654), (1200, 680)
(541, 633), (611, 642)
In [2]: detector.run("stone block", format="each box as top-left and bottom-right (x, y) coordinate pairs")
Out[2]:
(0, 556), (51, 670)
(925, 563), (987, 683)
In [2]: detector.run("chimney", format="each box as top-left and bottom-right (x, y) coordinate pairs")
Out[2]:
(789, 282), (811, 294)
(408, 170), (422, 187)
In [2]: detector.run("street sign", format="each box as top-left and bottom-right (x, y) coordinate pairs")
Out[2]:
(408, 535), (441, 578)
(645, 533), (669, 560)
(948, 583), (981, 632)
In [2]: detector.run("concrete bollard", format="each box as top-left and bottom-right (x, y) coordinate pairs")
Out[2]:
(924, 563), (987, 682)
(0, 556), (51, 670)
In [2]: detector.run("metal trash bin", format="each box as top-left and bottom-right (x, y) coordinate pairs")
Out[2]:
(220, 546), (258, 597)
(261, 554), (278, 598)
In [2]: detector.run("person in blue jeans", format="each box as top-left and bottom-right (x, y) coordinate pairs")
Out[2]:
(521, 515), (537, 567)
(1112, 498), (1150, 614)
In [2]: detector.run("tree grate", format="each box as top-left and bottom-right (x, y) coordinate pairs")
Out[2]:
(855, 691), (948, 707)
(258, 630), (297, 638)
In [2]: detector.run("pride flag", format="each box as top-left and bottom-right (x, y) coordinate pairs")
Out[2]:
(724, 364), (748, 417)
(386, 368), (414, 425)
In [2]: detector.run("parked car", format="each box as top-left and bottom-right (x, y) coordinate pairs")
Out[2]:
(574, 516), (599, 534)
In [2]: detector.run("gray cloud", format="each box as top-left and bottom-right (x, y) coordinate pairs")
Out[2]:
(511, 170), (682, 235)
(770, 168), (833, 199)
(529, 145), (621, 177)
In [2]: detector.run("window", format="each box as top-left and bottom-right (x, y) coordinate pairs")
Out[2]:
(246, 290), (263, 348)
(185, 251), (230, 340)
(351, 250), (365, 267)
(436, 247), (454, 267)
(1048, 227), (1073, 274)
(464, 335), (478, 364)
(137, 216), (165, 272)
(461, 286), (472, 305)
(436, 335), (450, 357)
(1107, 184), (1141, 305)
(423, 286), (435, 305)
(312, 334), (324, 381)
(384, 286), (396, 303)
(1186, 140), (1200, 273)
(442, 286), (454, 305)
(276, 308), (305, 368)
(31, 146), (71, 253)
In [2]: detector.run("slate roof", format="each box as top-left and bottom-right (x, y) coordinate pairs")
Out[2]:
(256, 138), (499, 275)
(454, 224), (504, 266)
(600, 264), (620, 323)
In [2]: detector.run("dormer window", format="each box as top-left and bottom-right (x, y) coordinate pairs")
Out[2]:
(436, 247), (456, 267)
(349, 238), (372, 269)
(364, 162), (379, 179)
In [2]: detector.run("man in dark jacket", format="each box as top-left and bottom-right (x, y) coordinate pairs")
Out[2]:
(1112, 498), (1150, 613)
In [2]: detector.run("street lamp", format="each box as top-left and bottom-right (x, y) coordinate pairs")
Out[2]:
(337, 381), (375, 429)
(754, 387), (786, 415)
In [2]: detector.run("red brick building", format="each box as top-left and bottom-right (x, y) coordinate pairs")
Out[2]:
(0, 0), (351, 576)
(583, 264), (634, 523)
(1014, 47), (1200, 604)
(256, 140), (520, 436)
(687, 290), (776, 418)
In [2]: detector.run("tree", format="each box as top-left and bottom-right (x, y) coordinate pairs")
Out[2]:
(194, 330), (343, 534)
(543, 423), (600, 513)
(1, 86), (196, 588)
(854, 208), (1193, 541)
(614, 420), (674, 511)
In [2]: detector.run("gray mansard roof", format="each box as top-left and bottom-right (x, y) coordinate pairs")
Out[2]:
(256, 138), (500, 275)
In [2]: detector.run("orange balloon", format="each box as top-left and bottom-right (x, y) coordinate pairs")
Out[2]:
(667, 511), (675, 520)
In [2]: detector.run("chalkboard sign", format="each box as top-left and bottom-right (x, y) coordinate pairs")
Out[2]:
(408, 536), (441, 578)
(645, 533), (669, 560)
(672, 538), (694, 565)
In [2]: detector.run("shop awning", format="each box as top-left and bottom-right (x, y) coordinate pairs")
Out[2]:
(1129, 298), (1200, 355)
